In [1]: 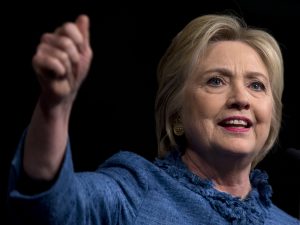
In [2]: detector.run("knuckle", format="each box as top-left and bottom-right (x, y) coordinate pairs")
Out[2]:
(60, 52), (69, 62)
(63, 22), (75, 33)
(38, 43), (48, 51)
(41, 33), (51, 42)
(32, 54), (40, 66)
(33, 50), (44, 64)
(60, 37), (73, 49)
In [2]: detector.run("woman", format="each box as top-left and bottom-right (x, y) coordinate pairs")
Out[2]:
(8, 14), (299, 224)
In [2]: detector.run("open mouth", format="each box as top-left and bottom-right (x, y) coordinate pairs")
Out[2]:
(218, 117), (253, 129)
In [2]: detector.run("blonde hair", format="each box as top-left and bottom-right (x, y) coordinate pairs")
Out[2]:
(155, 14), (284, 167)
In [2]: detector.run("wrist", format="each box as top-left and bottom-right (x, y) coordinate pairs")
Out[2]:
(38, 94), (74, 120)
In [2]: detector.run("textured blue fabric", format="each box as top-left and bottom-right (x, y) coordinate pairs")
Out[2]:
(8, 138), (300, 225)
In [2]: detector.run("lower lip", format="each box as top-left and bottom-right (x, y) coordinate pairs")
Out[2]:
(222, 127), (250, 133)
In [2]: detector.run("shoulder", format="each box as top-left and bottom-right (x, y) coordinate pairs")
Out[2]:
(94, 150), (173, 196)
(266, 204), (300, 224)
(96, 150), (160, 182)
(99, 150), (154, 169)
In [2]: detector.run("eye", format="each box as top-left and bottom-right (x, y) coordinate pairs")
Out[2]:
(207, 77), (225, 87)
(249, 81), (266, 92)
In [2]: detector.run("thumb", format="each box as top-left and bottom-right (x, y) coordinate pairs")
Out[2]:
(76, 14), (90, 49)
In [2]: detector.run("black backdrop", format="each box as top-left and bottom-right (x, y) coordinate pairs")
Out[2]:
(2, 0), (300, 223)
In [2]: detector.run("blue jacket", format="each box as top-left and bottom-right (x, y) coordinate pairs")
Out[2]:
(8, 137), (300, 225)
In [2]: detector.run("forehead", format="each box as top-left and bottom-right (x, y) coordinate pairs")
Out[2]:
(198, 41), (269, 77)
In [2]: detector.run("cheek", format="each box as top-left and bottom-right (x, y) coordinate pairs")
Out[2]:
(263, 100), (273, 124)
(182, 92), (225, 137)
(255, 99), (273, 133)
(183, 91), (225, 119)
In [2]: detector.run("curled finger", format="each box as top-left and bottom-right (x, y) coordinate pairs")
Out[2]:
(42, 33), (80, 65)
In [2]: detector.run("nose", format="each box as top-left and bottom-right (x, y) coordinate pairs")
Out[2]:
(226, 85), (250, 110)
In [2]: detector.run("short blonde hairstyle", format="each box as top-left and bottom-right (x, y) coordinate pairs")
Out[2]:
(155, 14), (284, 167)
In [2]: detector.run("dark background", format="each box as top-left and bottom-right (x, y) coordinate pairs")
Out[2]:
(1, 0), (300, 223)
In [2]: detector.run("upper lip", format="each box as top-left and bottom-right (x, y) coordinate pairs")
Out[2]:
(218, 116), (253, 128)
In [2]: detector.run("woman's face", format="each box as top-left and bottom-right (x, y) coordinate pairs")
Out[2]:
(182, 41), (273, 160)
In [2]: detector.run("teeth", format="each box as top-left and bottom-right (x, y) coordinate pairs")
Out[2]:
(224, 120), (247, 126)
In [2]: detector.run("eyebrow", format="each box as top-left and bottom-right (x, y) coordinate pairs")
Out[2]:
(202, 67), (269, 82)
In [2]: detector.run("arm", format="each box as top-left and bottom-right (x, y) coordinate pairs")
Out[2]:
(23, 14), (93, 181)
(9, 15), (147, 225)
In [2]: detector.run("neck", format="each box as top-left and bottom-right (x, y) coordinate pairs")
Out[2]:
(182, 149), (252, 198)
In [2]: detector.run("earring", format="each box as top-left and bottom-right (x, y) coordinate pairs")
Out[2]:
(173, 116), (184, 136)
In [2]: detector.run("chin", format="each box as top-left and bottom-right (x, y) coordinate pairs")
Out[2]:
(214, 142), (257, 158)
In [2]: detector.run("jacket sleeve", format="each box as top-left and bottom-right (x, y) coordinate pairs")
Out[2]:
(7, 131), (148, 225)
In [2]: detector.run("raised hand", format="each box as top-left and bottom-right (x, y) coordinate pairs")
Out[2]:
(32, 14), (93, 106)
(23, 15), (93, 180)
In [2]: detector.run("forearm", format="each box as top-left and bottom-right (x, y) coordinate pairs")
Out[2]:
(9, 141), (80, 225)
(23, 96), (73, 181)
